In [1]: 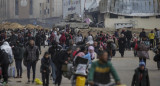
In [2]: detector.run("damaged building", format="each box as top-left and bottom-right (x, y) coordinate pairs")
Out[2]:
(99, 0), (160, 29)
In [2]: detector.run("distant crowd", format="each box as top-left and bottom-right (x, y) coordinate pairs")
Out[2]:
(0, 27), (160, 86)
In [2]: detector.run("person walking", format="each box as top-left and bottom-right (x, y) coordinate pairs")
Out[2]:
(137, 36), (150, 64)
(88, 51), (121, 86)
(139, 29), (146, 41)
(55, 47), (72, 86)
(12, 41), (24, 78)
(148, 30), (155, 49)
(118, 34), (126, 57)
(125, 29), (132, 50)
(153, 42), (160, 70)
(155, 28), (160, 45)
(35, 32), (42, 54)
(48, 41), (62, 83)
(40, 52), (51, 86)
(132, 62), (150, 86)
(24, 40), (39, 83)
(0, 49), (10, 85)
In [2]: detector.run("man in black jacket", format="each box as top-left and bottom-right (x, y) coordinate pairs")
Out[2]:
(139, 29), (146, 41)
(35, 32), (42, 54)
(0, 49), (10, 84)
(125, 29), (132, 50)
(48, 41), (62, 83)
(24, 40), (39, 83)
(55, 47), (72, 86)
(12, 41), (24, 78)
(132, 62), (150, 86)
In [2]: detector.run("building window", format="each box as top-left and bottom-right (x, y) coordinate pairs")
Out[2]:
(47, 0), (49, 3)
(44, 10), (46, 15)
(125, 16), (133, 18)
(156, 15), (160, 18)
(40, 3), (41, 7)
(48, 9), (50, 14)
(15, 0), (19, 15)
(30, 0), (33, 15)
(110, 13), (118, 18)
(141, 16), (149, 19)
(40, 10), (41, 14)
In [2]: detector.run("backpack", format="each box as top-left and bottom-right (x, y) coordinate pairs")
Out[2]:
(0, 50), (12, 64)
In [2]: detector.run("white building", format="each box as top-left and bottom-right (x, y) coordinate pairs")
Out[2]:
(99, 0), (160, 29)
(62, 0), (96, 19)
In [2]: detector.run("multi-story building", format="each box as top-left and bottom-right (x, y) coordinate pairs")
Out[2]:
(62, 0), (96, 20)
(99, 0), (160, 29)
(0, 0), (11, 21)
(0, 0), (63, 21)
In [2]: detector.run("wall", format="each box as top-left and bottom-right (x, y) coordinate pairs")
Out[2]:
(100, 0), (160, 16)
(104, 14), (160, 29)
(52, 0), (62, 18)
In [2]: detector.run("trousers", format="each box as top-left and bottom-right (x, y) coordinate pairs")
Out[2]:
(27, 61), (37, 80)
(15, 59), (22, 77)
(42, 72), (49, 86)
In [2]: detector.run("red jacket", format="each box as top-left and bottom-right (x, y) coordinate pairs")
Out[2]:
(60, 33), (66, 44)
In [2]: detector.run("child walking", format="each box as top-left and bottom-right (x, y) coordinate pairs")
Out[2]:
(132, 61), (150, 86)
(40, 52), (51, 86)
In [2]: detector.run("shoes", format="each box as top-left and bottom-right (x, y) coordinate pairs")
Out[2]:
(15, 76), (20, 78)
(32, 80), (34, 83)
(3, 82), (7, 85)
(26, 80), (30, 84)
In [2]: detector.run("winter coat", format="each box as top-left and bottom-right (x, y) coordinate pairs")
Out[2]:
(24, 46), (39, 62)
(137, 41), (150, 59)
(56, 51), (70, 68)
(48, 45), (62, 63)
(155, 30), (160, 39)
(10, 34), (17, 44)
(35, 34), (42, 45)
(60, 33), (66, 44)
(118, 37), (126, 51)
(139, 32), (146, 38)
(55, 34), (61, 43)
(0, 49), (10, 65)
(132, 68), (150, 86)
(40, 57), (51, 73)
(12, 45), (24, 60)
(125, 30), (132, 40)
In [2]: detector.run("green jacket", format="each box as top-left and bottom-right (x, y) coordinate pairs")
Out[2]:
(88, 60), (120, 84)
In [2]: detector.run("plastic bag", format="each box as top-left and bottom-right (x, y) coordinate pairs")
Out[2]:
(75, 64), (87, 75)
(8, 66), (15, 77)
(61, 64), (68, 72)
(76, 76), (86, 86)
(35, 78), (43, 85)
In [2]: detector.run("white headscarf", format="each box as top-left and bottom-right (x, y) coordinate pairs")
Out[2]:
(1, 41), (13, 57)
(88, 46), (95, 60)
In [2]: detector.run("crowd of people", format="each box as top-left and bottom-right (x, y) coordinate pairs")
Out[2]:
(0, 27), (159, 86)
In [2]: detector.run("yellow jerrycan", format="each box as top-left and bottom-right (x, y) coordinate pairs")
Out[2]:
(76, 76), (86, 86)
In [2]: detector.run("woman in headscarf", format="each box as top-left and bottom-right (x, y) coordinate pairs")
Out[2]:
(1, 41), (13, 58)
(83, 46), (97, 63)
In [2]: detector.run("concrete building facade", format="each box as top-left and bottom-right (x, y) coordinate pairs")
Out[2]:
(99, 0), (160, 29)
(0, 0), (63, 21)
